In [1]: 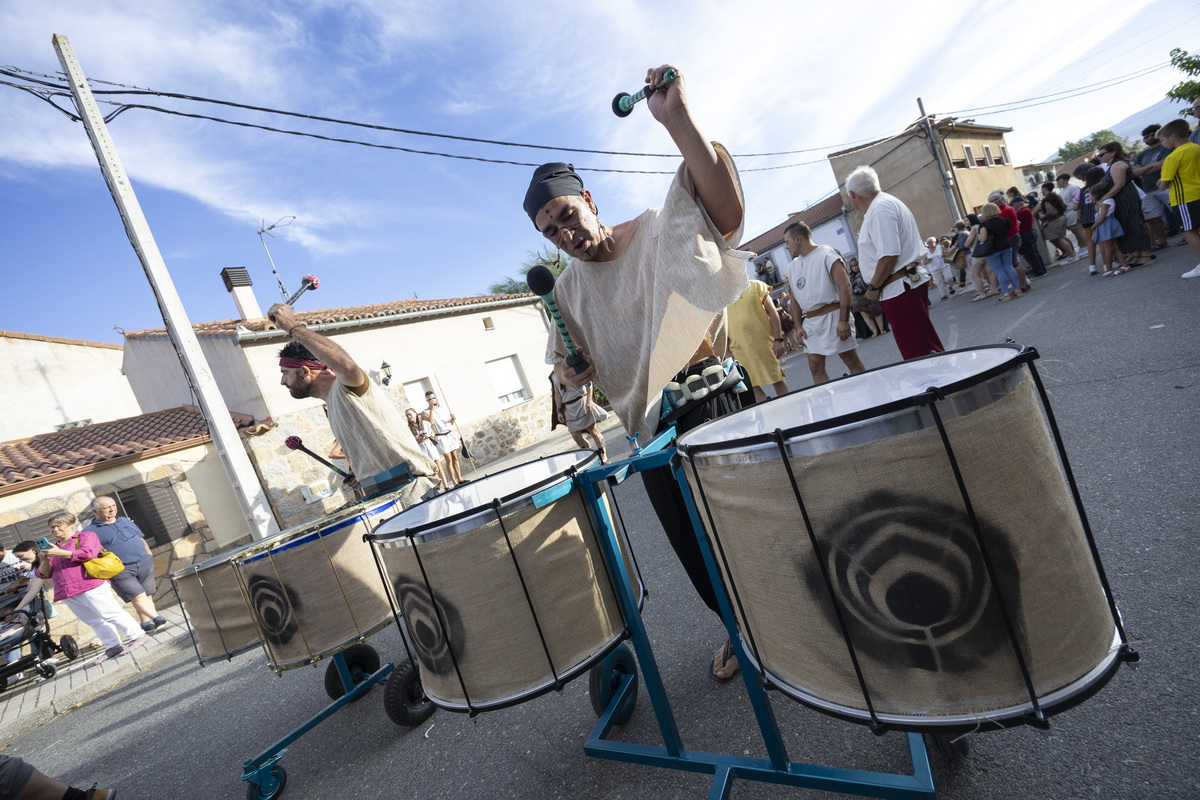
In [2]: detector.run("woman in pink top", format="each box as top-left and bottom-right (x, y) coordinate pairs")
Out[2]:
(36, 512), (145, 664)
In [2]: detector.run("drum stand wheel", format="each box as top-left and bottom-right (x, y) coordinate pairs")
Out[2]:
(925, 732), (971, 761)
(245, 764), (287, 800)
(588, 643), (638, 725)
(59, 635), (80, 661)
(323, 644), (380, 702)
(384, 659), (436, 727)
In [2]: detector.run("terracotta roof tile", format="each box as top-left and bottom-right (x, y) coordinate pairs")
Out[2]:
(0, 329), (122, 350)
(0, 407), (221, 490)
(124, 293), (538, 339)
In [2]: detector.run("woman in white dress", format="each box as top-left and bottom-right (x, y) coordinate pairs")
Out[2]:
(406, 408), (447, 490)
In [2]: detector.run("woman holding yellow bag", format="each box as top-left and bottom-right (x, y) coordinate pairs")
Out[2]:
(35, 512), (146, 664)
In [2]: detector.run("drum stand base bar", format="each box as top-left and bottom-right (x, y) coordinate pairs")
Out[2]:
(577, 440), (937, 800)
(241, 652), (394, 795)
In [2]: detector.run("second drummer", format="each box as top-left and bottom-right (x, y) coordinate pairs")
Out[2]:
(523, 65), (751, 682)
(270, 302), (440, 506)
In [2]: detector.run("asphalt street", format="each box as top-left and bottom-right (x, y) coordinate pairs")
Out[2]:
(6, 246), (1198, 799)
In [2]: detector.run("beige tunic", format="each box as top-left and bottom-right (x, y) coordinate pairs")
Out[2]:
(325, 379), (438, 503)
(544, 145), (752, 441)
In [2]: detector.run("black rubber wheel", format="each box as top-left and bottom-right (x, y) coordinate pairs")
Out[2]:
(926, 732), (971, 760)
(588, 644), (638, 724)
(35, 661), (57, 680)
(323, 644), (380, 702)
(384, 660), (436, 727)
(245, 765), (287, 800)
(60, 635), (80, 661)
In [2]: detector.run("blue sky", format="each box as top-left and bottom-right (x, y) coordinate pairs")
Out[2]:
(2, 0), (1197, 345)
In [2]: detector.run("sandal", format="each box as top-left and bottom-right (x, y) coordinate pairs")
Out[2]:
(711, 640), (740, 683)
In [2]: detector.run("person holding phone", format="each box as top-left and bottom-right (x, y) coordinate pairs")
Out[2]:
(33, 512), (145, 664)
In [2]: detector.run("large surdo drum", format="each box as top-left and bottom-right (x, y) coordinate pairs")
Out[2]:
(171, 492), (402, 671)
(368, 451), (643, 715)
(676, 345), (1132, 732)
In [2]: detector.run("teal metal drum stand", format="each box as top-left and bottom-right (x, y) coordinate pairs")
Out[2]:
(575, 430), (938, 800)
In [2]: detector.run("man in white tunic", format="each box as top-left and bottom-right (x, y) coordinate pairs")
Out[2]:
(783, 221), (865, 384)
(270, 303), (439, 506)
(524, 64), (751, 682)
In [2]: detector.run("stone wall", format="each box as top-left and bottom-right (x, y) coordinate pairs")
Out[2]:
(458, 393), (554, 463)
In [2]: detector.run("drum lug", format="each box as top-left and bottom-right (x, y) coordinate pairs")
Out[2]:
(1119, 644), (1141, 668)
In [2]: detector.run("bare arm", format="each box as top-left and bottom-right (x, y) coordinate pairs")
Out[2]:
(268, 303), (368, 394)
(761, 293), (785, 357)
(865, 255), (899, 300)
(646, 66), (743, 237)
(830, 260), (853, 342)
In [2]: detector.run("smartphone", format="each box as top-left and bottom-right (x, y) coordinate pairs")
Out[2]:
(36, 537), (52, 550)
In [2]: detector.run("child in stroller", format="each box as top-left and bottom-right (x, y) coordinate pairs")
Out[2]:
(0, 568), (79, 691)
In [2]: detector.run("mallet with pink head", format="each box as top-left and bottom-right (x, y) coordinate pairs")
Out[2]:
(284, 435), (349, 477)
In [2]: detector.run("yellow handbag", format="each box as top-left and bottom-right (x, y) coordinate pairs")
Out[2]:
(73, 536), (125, 580)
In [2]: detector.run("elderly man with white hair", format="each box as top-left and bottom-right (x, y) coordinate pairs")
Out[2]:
(851, 166), (945, 360)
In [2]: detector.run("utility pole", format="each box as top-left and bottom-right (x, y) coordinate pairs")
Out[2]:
(917, 97), (961, 226)
(53, 34), (279, 541)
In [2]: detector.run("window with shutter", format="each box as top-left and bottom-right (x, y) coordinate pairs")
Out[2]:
(117, 479), (192, 547)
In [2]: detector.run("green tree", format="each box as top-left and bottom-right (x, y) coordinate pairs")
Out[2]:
(1166, 47), (1200, 117)
(1056, 129), (1135, 161)
(488, 245), (569, 295)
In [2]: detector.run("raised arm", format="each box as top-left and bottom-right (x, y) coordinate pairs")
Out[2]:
(268, 303), (368, 392)
(645, 65), (743, 237)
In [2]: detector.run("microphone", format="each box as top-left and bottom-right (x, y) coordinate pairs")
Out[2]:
(527, 265), (589, 375)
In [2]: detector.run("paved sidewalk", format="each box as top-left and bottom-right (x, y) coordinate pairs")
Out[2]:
(0, 603), (192, 745)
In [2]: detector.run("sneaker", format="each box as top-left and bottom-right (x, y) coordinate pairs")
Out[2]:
(152, 616), (167, 630)
(85, 785), (117, 800)
(998, 293), (1014, 302)
(1063, 255), (1079, 264)
(1019, 286), (1031, 294)
(94, 645), (123, 665)
(121, 635), (149, 655)
(1182, 264), (1200, 279)
(140, 621), (156, 633)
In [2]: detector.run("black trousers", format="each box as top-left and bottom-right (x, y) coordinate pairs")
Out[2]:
(640, 385), (743, 618)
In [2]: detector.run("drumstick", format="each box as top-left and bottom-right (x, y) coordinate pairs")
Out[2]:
(284, 435), (349, 477)
(268, 274), (320, 322)
(527, 266), (589, 376)
(612, 68), (677, 117)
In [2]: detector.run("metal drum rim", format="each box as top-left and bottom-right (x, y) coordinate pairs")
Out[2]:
(417, 633), (628, 715)
(676, 343), (1035, 460)
(169, 491), (407, 578)
(741, 627), (1123, 732)
(368, 449), (599, 545)
(233, 496), (401, 565)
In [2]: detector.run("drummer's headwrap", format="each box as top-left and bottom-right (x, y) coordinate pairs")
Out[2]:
(524, 162), (585, 227)
(278, 341), (327, 372)
(279, 356), (327, 371)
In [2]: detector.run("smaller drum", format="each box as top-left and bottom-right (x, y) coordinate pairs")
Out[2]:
(368, 451), (643, 714)
(171, 492), (403, 670)
(677, 345), (1130, 732)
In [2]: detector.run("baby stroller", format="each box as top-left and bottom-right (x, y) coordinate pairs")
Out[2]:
(0, 589), (80, 691)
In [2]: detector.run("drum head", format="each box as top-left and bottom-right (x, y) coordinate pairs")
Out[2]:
(372, 450), (597, 542)
(678, 345), (1027, 453)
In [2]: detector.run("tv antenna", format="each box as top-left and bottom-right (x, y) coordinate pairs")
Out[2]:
(257, 216), (296, 300)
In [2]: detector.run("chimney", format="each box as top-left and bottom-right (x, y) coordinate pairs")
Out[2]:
(220, 267), (264, 320)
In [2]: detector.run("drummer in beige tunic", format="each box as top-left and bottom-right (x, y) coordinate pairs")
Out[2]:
(525, 64), (752, 682)
(270, 302), (439, 506)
